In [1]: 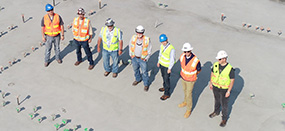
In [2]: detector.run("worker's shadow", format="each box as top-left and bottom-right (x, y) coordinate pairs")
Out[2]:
(60, 40), (77, 60)
(118, 45), (130, 73)
(169, 60), (181, 95)
(147, 51), (160, 86)
(228, 68), (244, 119)
(192, 61), (212, 112)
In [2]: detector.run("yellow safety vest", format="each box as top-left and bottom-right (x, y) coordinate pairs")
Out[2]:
(211, 62), (232, 89)
(159, 44), (175, 67)
(101, 26), (121, 51)
(130, 35), (150, 59)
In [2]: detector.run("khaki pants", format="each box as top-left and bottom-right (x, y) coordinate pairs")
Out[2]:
(182, 79), (196, 111)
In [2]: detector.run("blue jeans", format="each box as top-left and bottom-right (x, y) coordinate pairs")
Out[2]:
(131, 57), (149, 86)
(102, 49), (118, 73)
(74, 39), (94, 65)
(160, 64), (171, 96)
(45, 35), (61, 62)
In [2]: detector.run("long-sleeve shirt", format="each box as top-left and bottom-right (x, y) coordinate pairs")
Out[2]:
(128, 36), (152, 60)
(158, 43), (175, 70)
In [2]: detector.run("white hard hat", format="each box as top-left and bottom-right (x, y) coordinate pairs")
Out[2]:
(105, 18), (115, 26)
(135, 25), (145, 33)
(181, 43), (193, 51)
(77, 7), (85, 15)
(216, 50), (228, 59)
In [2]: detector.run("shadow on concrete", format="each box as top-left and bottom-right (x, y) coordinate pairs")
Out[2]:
(228, 68), (244, 119)
(118, 45), (130, 73)
(61, 40), (76, 60)
(19, 95), (31, 105)
(192, 61), (212, 111)
(169, 60), (181, 95)
(147, 51), (159, 86)
(24, 17), (33, 23)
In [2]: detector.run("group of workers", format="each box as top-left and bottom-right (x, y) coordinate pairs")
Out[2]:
(41, 4), (235, 127)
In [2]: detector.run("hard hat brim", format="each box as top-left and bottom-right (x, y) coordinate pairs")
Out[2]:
(181, 47), (193, 51)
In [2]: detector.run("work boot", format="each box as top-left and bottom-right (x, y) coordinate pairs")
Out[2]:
(112, 73), (118, 78)
(88, 65), (94, 70)
(144, 86), (149, 92)
(184, 110), (191, 118)
(74, 61), (82, 66)
(132, 80), (142, 86)
(160, 95), (170, 100)
(44, 62), (50, 67)
(209, 112), (219, 118)
(178, 102), (187, 108)
(220, 120), (227, 127)
(158, 87), (165, 92)
(57, 59), (62, 64)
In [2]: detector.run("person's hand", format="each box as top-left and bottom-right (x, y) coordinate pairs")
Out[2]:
(209, 84), (213, 90)
(157, 63), (160, 67)
(97, 46), (101, 53)
(225, 91), (230, 97)
(61, 35), (64, 40)
(131, 56), (134, 59)
(42, 36), (46, 42)
(167, 69), (171, 74)
(142, 58), (147, 61)
(88, 39), (92, 43)
(118, 50), (122, 55)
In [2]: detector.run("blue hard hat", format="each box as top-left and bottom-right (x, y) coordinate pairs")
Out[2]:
(45, 4), (54, 11)
(159, 34), (168, 42)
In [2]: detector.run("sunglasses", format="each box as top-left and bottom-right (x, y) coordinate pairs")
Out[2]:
(47, 9), (54, 12)
(184, 51), (191, 53)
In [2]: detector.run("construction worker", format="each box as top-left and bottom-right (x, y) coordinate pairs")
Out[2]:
(97, 18), (123, 78)
(41, 4), (64, 67)
(129, 25), (152, 91)
(157, 34), (175, 100)
(209, 50), (235, 127)
(178, 43), (201, 118)
(72, 8), (94, 70)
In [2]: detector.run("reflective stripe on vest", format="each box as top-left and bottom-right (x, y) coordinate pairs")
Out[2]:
(102, 26), (121, 51)
(72, 17), (90, 41)
(159, 44), (175, 67)
(180, 54), (199, 81)
(211, 62), (232, 89)
(130, 35), (149, 59)
(44, 13), (61, 36)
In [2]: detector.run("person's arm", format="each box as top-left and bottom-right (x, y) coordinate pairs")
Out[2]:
(144, 39), (152, 61)
(97, 27), (103, 52)
(167, 49), (175, 73)
(225, 68), (235, 97)
(157, 48), (161, 67)
(88, 21), (93, 43)
(209, 72), (214, 90)
(129, 37), (133, 58)
(196, 61), (201, 74)
(118, 29), (123, 55)
(61, 25), (64, 40)
(41, 18), (46, 42)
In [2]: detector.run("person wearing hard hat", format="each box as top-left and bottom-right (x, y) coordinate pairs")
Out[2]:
(157, 34), (175, 100)
(209, 50), (235, 127)
(178, 43), (201, 118)
(72, 8), (94, 70)
(97, 18), (123, 78)
(129, 25), (152, 91)
(41, 4), (64, 67)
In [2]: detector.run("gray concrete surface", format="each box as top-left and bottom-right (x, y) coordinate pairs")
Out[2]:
(0, 0), (285, 130)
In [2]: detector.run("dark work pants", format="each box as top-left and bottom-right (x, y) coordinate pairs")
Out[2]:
(74, 39), (94, 65)
(160, 64), (171, 96)
(213, 86), (229, 120)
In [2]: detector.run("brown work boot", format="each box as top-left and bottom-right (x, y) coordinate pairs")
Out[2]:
(88, 65), (94, 70)
(132, 80), (142, 86)
(184, 110), (191, 118)
(112, 73), (118, 78)
(144, 86), (149, 92)
(74, 61), (82, 66)
(158, 87), (165, 92)
(209, 112), (219, 118)
(160, 95), (170, 101)
(178, 102), (187, 108)
(44, 62), (50, 67)
(220, 120), (227, 127)
(57, 59), (62, 64)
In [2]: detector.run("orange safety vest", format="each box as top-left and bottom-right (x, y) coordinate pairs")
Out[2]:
(44, 13), (61, 36)
(180, 54), (200, 82)
(130, 35), (150, 59)
(72, 17), (90, 41)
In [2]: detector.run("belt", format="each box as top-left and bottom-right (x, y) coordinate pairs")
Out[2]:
(135, 56), (141, 59)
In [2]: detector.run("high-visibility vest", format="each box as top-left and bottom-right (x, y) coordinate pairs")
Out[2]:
(130, 35), (150, 59)
(159, 44), (175, 67)
(44, 13), (61, 36)
(72, 17), (90, 41)
(101, 26), (121, 51)
(211, 62), (232, 89)
(180, 54), (200, 82)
